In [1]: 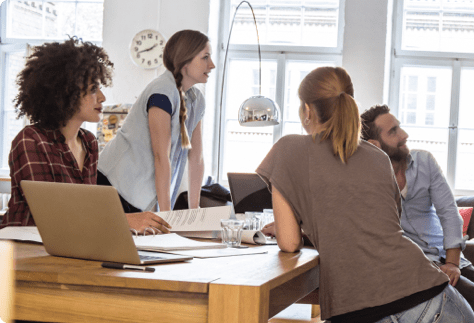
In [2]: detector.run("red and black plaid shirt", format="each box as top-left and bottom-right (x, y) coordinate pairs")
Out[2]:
(1, 125), (98, 228)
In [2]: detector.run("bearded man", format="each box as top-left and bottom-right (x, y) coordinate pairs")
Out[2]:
(361, 104), (474, 308)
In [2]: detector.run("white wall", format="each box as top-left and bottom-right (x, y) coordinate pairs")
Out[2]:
(101, 0), (211, 105)
(342, 0), (390, 112)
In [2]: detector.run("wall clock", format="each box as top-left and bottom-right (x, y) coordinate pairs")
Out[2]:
(129, 29), (166, 69)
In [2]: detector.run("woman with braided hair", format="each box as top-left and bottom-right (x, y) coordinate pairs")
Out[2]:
(98, 30), (215, 213)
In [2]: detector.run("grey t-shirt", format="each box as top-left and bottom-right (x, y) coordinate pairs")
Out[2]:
(256, 134), (448, 320)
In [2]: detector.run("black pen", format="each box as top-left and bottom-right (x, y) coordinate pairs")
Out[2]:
(101, 262), (155, 272)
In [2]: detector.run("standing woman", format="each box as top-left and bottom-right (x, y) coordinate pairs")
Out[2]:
(256, 67), (474, 322)
(98, 30), (215, 213)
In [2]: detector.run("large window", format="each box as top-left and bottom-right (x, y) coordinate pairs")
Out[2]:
(216, 0), (344, 183)
(390, 0), (474, 195)
(0, 0), (104, 174)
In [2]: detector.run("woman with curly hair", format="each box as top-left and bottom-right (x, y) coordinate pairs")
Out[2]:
(97, 30), (215, 213)
(1, 38), (171, 234)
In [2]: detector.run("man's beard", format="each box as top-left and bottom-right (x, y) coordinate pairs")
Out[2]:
(380, 139), (409, 162)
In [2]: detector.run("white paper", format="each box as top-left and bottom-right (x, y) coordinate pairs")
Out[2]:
(163, 247), (268, 258)
(240, 230), (278, 245)
(178, 231), (219, 239)
(156, 205), (232, 232)
(0, 226), (43, 243)
(134, 233), (226, 251)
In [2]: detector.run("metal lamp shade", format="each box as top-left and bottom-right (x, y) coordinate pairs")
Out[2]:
(238, 95), (281, 127)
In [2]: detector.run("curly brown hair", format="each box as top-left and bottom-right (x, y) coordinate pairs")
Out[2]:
(14, 37), (114, 130)
(360, 104), (391, 141)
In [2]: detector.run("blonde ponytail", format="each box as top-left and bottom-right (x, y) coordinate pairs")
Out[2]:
(319, 92), (360, 163)
(299, 67), (361, 163)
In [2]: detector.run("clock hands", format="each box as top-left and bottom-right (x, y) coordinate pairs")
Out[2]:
(137, 43), (158, 54)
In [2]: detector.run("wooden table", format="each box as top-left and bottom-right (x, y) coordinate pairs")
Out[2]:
(13, 242), (319, 323)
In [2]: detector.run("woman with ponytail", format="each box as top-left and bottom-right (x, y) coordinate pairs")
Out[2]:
(257, 67), (473, 322)
(98, 30), (215, 214)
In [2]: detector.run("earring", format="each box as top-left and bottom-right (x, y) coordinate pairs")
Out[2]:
(304, 117), (311, 126)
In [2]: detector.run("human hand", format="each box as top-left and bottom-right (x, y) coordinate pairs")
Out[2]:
(126, 211), (171, 234)
(261, 222), (276, 237)
(440, 263), (461, 286)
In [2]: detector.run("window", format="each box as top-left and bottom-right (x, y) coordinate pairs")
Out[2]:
(390, 0), (474, 195)
(216, 0), (344, 183)
(0, 0), (104, 174)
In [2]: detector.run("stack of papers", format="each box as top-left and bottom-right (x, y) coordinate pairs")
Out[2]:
(157, 205), (232, 232)
(133, 233), (226, 251)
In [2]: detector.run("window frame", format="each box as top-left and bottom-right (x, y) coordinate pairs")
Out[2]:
(0, 42), (32, 175)
(0, 0), (103, 175)
(214, 0), (345, 184)
(389, 0), (474, 196)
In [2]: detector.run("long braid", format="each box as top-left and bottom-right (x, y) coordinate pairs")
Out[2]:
(174, 72), (191, 148)
(163, 30), (209, 149)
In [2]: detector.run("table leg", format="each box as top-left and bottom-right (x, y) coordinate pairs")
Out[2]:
(208, 284), (270, 323)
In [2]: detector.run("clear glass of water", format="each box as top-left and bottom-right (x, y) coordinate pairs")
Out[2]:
(220, 219), (245, 247)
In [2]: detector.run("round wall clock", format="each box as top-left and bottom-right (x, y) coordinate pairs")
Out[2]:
(129, 29), (166, 69)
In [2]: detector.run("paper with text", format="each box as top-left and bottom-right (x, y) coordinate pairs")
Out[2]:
(156, 205), (232, 232)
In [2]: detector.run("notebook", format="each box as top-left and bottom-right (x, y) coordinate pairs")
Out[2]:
(227, 173), (272, 214)
(20, 180), (193, 265)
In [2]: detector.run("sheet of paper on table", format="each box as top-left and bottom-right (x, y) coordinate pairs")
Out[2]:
(0, 226), (43, 243)
(156, 205), (233, 232)
(163, 246), (268, 258)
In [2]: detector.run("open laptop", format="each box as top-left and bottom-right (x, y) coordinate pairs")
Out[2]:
(21, 181), (193, 265)
(227, 173), (272, 214)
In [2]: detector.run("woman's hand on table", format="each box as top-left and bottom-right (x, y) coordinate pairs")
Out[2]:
(261, 222), (276, 237)
(126, 212), (171, 234)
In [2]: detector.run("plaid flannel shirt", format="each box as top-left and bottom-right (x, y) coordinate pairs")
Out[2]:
(1, 125), (98, 228)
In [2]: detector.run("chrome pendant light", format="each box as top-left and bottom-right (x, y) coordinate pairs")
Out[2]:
(238, 95), (280, 126)
(216, 1), (281, 181)
(219, 1), (281, 127)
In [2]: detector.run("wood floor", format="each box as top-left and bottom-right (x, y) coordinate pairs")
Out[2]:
(269, 304), (325, 323)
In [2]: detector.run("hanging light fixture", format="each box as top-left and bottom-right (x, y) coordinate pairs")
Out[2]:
(219, 1), (281, 127)
(216, 1), (281, 180)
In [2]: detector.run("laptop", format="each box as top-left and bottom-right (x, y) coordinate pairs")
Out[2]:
(21, 180), (193, 265)
(227, 173), (272, 214)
